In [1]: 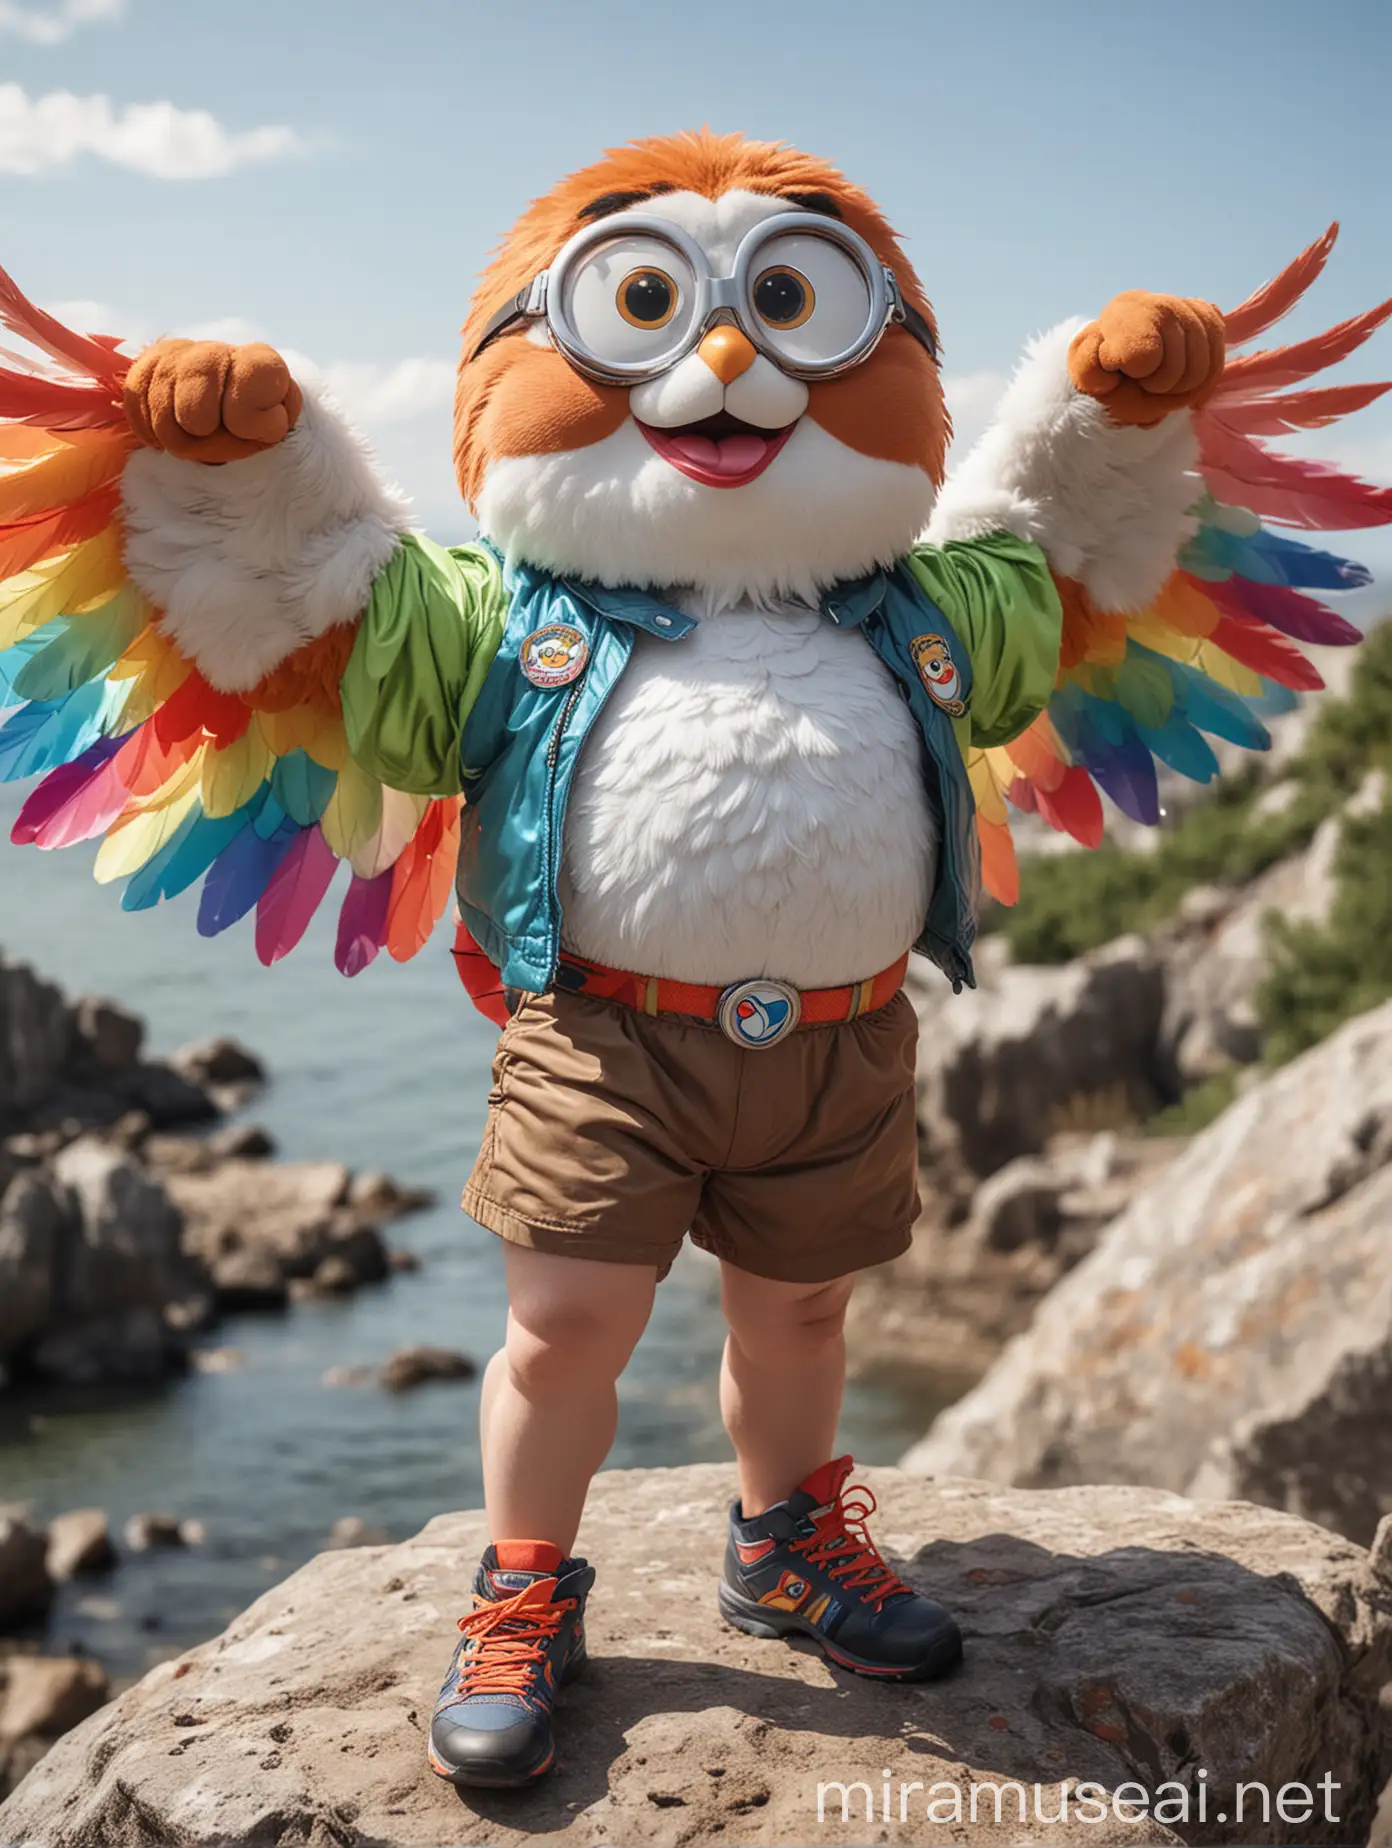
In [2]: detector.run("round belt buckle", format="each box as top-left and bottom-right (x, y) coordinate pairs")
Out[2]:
(717, 978), (802, 1049)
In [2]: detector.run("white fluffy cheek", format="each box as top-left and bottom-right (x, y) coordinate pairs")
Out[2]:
(724, 356), (808, 429)
(629, 355), (724, 428)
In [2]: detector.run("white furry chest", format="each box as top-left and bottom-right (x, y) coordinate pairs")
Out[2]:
(557, 602), (938, 986)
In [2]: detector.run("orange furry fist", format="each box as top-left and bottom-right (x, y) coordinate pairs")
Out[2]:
(123, 338), (303, 464)
(1068, 292), (1226, 427)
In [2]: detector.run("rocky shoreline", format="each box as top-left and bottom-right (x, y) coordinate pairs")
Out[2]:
(0, 953), (434, 1391)
(0, 948), (452, 1799)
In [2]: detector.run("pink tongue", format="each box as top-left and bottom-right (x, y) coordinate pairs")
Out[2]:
(668, 432), (769, 475)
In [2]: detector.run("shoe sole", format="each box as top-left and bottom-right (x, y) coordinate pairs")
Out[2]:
(718, 1582), (963, 1682)
(427, 1645), (587, 1789)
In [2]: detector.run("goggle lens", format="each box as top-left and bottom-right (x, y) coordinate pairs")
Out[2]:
(559, 231), (698, 373)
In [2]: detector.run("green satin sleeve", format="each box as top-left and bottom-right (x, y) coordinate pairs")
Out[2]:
(904, 532), (1063, 749)
(339, 535), (507, 796)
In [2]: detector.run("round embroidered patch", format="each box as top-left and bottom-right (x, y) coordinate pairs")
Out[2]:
(909, 632), (966, 715)
(520, 623), (589, 689)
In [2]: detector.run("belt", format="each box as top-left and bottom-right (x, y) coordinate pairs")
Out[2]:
(555, 952), (909, 1049)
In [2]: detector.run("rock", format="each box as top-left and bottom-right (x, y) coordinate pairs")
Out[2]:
(169, 1158), (387, 1287)
(387, 1246), (422, 1274)
(327, 1516), (388, 1549)
(846, 1131), (1184, 1389)
(2, 1468), (1390, 1846)
(204, 1122), (276, 1161)
(45, 1511), (115, 1581)
(379, 1345), (477, 1392)
(905, 1002), (1392, 1547)
(0, 958), (73, 1119)
(0, 1172), (68, 1366)
(349, 1169), (435, 1218)
(1157, 770), (1387, 1084)
(71, 997), (144, 1073)
(123, 1514), (199, 1553)
(914, 934), (1170, 1199)
(8, 1141), (207, 1386)
(207, 1247), (289, 1313)
(308, 1254), (359, 1296)
(0, 1515), (53, 1631)
(169, 1035), (265, 1091)
(189, 1346), (244, 1374)
(0, 1658), (108, 1742)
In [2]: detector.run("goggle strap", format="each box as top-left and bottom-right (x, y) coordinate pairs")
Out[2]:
(466, 278), (548, 366)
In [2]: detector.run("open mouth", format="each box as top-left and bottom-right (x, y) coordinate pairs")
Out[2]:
(637, 410), (797, 489)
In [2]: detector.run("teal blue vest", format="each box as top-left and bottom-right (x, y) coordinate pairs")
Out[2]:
(456, 552), (980, 995)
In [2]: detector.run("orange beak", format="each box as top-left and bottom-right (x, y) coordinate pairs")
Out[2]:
(698, 325), (757, 384)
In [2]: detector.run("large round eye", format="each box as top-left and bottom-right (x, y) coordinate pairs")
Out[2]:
(560, 234), (696, 370)
(617, 268), (678, 329)
(745, 232), (873, 369)
(753, 265), (815, 330)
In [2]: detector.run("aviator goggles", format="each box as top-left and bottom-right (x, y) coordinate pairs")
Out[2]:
(467, 210), (939, 386)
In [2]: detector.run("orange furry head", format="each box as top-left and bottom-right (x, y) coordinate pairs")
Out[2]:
(453, 129), (948, 509)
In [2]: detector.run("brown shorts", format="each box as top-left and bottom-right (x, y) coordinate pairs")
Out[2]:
(463, 986), (921, 1283)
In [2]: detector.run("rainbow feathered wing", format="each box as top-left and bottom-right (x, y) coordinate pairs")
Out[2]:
(0, 274), (459, 973)
(967, 224), (1392, 905)
(0, 230), (1388, 966)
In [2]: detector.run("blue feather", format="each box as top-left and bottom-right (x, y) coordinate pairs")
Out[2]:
(0, 628), (61, 708)
(1171, 663), (1271, 751)
(123, 795), (265, 912)
(1136, 717), (1220, 784)
(14, 599), (145, 704)
(197, 814), (301, 937)
(0, 680), (123, 783)
(271, 750), (337, 828)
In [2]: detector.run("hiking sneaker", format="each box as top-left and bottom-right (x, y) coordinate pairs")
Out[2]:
(428, 1542), (593, 1788)
(719, 1456), (962, 1681)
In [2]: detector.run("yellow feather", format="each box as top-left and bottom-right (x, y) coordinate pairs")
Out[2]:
(350, 786), (426, 880)
(966, 747), (1009, 826)
(256, 705), (335, 761)
(1194, 642), (1264, 698)
(0, 433), (129, 524)
(93, 782), (201, 884)
(109, 626), (191, 709)
(322, 755), (383, 860)
(0, 532), (125, 647)
(202, 730), (273, 818)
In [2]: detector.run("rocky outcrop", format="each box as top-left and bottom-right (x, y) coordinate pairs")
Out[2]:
(2, 1466), (1389, 1846)
(910, 935), (1170, 1217)
(904, 1001), (1392, 1548)
(0, 1139), (207, 1388)
(0, 1518), (51, 1633)
(0, 950), (432, 1389)
(847, 1128), (1185, 1387)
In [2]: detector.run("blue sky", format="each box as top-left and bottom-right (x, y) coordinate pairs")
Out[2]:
(3, 0), (1391, 561)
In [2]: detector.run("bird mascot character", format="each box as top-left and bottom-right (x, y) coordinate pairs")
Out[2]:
(1, 131), (1389, 1788)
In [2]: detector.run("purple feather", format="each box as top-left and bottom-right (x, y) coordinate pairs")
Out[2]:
(334, 870), (393, 977)
(197, 817), (301, 939)
(254, 825), (338, 966)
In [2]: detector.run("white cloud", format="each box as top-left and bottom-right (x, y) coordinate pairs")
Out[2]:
(0, 0), (123, 44)
(943, 368), (1005, 457)
(0, 83), (304, 179)
(313, 357), (457, 425)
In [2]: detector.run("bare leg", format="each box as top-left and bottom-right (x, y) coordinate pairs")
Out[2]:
(480, 1244), (657, 1554)
(718, 1264), (857, 1517)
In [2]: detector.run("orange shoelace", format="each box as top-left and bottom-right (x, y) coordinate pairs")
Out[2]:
(453, 1587), (574, 1700)
(790, 1483), (910, 1612)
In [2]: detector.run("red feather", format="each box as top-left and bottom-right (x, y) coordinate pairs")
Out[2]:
(1035, 765), (1105, 848)
(1205, 382), (1391, 437)
(1222, 224), (1338, 347)
(0, 483), (120, 578)
(151, 672), (252, 751)
(0, 261), (130, 386)
(1209, 613), (1325, 691)
(1222, 296), (1392, 393)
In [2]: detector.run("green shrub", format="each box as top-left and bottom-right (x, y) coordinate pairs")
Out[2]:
(1257, 794), (1392, 1065)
